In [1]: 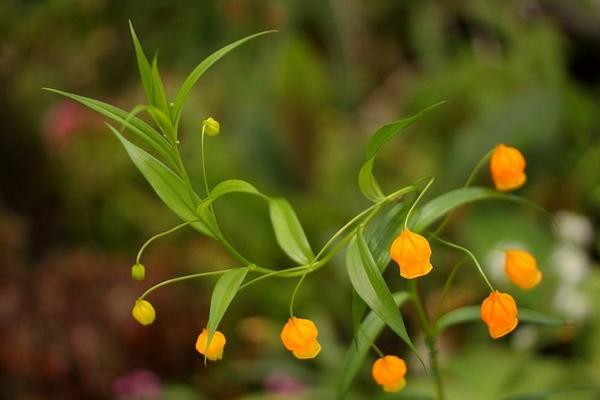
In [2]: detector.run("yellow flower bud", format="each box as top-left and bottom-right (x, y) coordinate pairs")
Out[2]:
(504, 250), (542, 290)
(132, 299), (155, 326)
(372, 355), (407, 393)
(202, 117), (220, 137)
(195, 328), (226, 361)
(490, 144), (526, 191)
(131, 263), (146, 281)
(480, 291), (518, 339)
(390, 229), (433, 279)
(280, 317), (321, 360)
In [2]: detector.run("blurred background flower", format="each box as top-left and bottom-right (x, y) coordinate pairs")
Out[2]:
(1, 0), (599, 399)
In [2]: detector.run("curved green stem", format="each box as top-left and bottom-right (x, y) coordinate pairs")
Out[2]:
(136, 220), (199, 264)
(411, 281), (446, 400)
(433, 258), (466, 324)
(289, 270), (309, 317)
(433, 237), (495, 292)
(405, 177), (435, 229)
(139, 269), (233, 299)
(432, 150), (492, 236)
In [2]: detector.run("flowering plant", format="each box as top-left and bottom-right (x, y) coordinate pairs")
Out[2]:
(46, 24), (563, 399)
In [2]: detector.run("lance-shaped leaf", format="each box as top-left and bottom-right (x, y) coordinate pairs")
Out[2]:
(433, 305), (567, 336)
(351, 203), (409, 338)
(196, 179), (266, 218)
(412, 186), (548, 232)
(412, 187), (505, 232)
(345, 229), (417, 354)
(172, 30), (277, 127)
(338, 291), (412, 399)
(206, 267), (249, 343)
(107, 124), (214, 238)
(129, 21), (154, 108)
(358, 101), (445, 202)
(269, 198), (315, 265)
(44, 88), (177, 168)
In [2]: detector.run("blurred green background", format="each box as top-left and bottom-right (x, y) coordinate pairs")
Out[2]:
(1, 0), (599, 399)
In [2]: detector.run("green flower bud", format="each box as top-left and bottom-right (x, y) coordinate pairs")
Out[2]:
(132, 299), (156, 326)
(131, 263), (146, 281)
(202, 117), (220, 137)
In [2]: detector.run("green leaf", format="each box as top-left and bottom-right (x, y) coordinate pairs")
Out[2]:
(358, 101), (444, 201)
(412, 187), (509, 232)
(337, 291), (412, 399)
(44, 88), (177, 168)
(345, 229), (416, 353)
(129, 21), (154, 107)
(151, 54), (170, 114)
(206, 267), (249, 342)
(106, 124), (214, 238)
(172, 30), (277, 127)
(358, 158), (385, 202)
(434, 305), (567, 335)
(268, 198), (315, 264)
(197, 179), (265, 218)
(352, 203), (410, 333)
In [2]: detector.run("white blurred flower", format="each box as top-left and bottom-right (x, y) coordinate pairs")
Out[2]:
(511, 325), (539, 351)
(552, 244), (590, 284)
(553, 285), (592, 322)
(554, 211), (594, 247)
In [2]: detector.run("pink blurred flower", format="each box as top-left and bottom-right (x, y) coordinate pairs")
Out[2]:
(42, 100), (100, 149)
(264, 371), (305, 395)
(112, 369), (162, 400)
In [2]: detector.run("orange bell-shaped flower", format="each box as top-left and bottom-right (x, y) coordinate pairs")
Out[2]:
(505, 250), (542, 289)
(195, 328), (226, 361)
(390, 229), (432, 279)
(372, 355), (407, 393)
(280, 317), (321, 359)
(480, 291), (518, 339)
(490, 144), (526, 191)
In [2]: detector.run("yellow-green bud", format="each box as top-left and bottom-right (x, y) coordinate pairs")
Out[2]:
(202, 117), (220, 137)
(131, 263), (146, 281)
(132, 299), (156, 326)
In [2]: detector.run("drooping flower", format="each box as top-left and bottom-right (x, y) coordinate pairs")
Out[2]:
(195, 329), (226, 361)
(390, 229), (433, 279)
(480, 291), (518, 339)
(280, 317), (321, 359)
(505, 250), (542, 289)
(131, 263), (146, 281)
(490, 144), (526, 191)
(202, 117), (220, 137)
(132, 299), (156, 326)
(372, 355), (407, 393)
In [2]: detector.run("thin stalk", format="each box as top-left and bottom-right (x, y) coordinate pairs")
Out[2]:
(433, 237), (495, 292)
(404, 177), (435, 229)
(433, 258), (466, 323)
(289, 270), (309, 317)
(200, 125), (210, 197)
(139, 269), (233, 299)
(136, 220), (198, 264)
(432, 150), (492, 236)
(411, 280), (446, 400)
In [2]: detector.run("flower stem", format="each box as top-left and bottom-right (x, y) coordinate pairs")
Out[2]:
(136, 220), (198, 264)
(139, 269), (233, 299)
(410, 280), (446, 400)
(433, 237), (495, 292)
(404, 177), (435, 229)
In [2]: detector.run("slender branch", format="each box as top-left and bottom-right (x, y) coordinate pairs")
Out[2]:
(136, 220), (199, 264)
(405, 177), (435, 229)
(432, 150), (492, 236)
(139, 269), (233, 299)
(433, 237), (495, 292)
